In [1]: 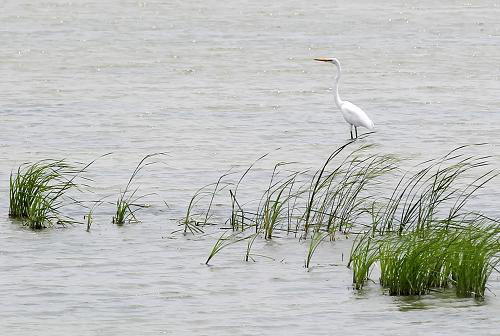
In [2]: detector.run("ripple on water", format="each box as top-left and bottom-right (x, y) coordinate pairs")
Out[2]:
(1, 0), (500, 335)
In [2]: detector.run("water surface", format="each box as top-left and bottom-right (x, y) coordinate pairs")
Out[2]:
(1, 0), (500, 335)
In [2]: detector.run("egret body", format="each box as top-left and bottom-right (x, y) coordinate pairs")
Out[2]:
(315, 58), (374, 139)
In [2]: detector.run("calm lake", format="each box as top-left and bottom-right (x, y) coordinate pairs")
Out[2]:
(1, 0), (500, 335)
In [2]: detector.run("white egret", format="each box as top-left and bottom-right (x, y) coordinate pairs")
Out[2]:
(315, 58), (374, 140)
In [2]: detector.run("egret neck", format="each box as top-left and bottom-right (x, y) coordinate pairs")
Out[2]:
(333, 61), (343, 108)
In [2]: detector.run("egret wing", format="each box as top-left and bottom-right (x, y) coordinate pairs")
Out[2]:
(341, 101), (374, 129)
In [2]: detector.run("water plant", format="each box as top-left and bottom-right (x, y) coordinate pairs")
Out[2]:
(85, 210), (94, 232)
(305, 231), (329, 269)
(349, 233), (379, 288)
(184, 137), (396, 265)
(85, 199), (105, 232)
(350, 221), (500, 297)
(444, 219), (500, 297)
(9, 159), (88, 229)
(205, 231), (251, 265)
(112, 153), (165, 225)
(113, 196), (140, 225)
(369, 146), (496, 235)
(229, 152), (273, 232)
(349, 146), (500, 297)
(182, 171), (233, 234)
(183, 140), (500, 298)
(256, 163), (301, 240)
(301, 146), (396, 237)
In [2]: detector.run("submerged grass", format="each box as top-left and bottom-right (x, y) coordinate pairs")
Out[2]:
(9, 159), (92, 229)
(305, 231), (329, 269)
(85, 198), (106, 232)
(448, 221), (500, 297)
(205, 231), (252, 265)
(112, 153), (166, 225)
(369, 145), (496, 235)
(183, 141), (499, 297)
(349, 145), (500, 297)
(351, 221), (500, 297)
(183, 136), (398, 265)
(9, 140), (498, 299)
(182, 171), (233, 234)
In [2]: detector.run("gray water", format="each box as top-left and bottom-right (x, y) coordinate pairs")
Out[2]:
(1, 0), (500, 335)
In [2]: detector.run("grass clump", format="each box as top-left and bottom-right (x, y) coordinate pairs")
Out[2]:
(112, 153), (165, 225)
(351, 222), (500, 297)
(182, 171), (232, 234)
(9, 159), (85, 229)
(205, 231), (252, 265)
(349, 146), (500, 298)
(447, 221), (500, 297)
(301, 145), (396, 237)
(184, 141), (499, 298)
(182, 136), (396, 265)
(85, 199), (105, 232)
(369, 145), (496, 234)
(305, 231), (328, 269)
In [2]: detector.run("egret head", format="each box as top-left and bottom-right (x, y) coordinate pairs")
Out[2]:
(314, 58), (339, 65)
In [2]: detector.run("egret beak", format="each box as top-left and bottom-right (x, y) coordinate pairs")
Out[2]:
(314, 58), (333, 62)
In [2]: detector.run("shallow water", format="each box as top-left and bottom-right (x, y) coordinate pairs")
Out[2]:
(1, 0), (500, 335)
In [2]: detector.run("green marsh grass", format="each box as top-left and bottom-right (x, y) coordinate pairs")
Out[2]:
(305, 231), (329, 269)
(350, 222), (500, 297)
(256, 163), (301, 240)
(368, 145), (496, 235)
(183, 137), (396, 266)
(184, 141), (499, 297)
(85, 210), (93, 232)
(112, 153), (165, 225)
(349, 145), (500, 297)
(301, 146), (396, 238)
(244, 231), (261, 262)
(9, 159), (92, 229)
(85, 199), (105, 232)
(182, 171), (233, 234)
(446, 221), (500, 297)
(205, 231), (252, 265)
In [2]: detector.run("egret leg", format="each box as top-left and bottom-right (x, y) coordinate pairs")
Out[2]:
(350, 125), (353, 140)
(355, 126), (358, 139)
